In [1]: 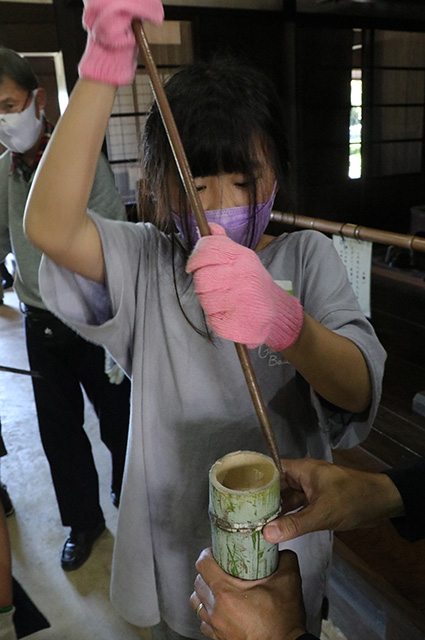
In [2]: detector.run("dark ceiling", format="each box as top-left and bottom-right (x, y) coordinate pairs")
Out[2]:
(296, 0), (425, 22)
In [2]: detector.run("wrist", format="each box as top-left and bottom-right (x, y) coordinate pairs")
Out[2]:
(266, 285), (304, 352)
(353, 471), (404, 528)
(79, 37), (137, 86)
(379, 472), (404, 519)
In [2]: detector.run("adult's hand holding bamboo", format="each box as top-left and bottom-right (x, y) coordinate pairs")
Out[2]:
(263, 458), (405, 543)
(190, 547), (308, 640)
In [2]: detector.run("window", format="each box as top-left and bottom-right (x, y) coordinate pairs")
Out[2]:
(19, 52), (66, 118)
(349, 29), (363, 179)
(105, 21), (193, 203)
(370, 31), (425, 177)
(350, 68), (362, 179)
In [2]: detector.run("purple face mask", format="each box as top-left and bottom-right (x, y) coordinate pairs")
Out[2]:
(172, 182), (277, 250)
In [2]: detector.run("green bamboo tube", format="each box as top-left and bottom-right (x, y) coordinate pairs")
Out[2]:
(209, 450), (281, 580)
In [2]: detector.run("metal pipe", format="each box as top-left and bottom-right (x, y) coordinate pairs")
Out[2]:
(271, 211), (425, 253)
(0, 364), (40, 377)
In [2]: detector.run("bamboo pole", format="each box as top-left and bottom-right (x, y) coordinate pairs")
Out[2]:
(271, 211), (425, 253)
(132, 21), (282, 473)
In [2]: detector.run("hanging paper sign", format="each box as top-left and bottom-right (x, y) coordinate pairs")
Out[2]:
(332, 235), (372, 318)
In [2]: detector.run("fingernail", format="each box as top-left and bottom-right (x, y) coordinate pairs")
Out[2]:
(264, 523), (280, 542)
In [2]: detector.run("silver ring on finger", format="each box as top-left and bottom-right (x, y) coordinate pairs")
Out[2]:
(196, 602), (204, 619)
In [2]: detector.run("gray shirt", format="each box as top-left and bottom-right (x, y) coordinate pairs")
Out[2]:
(39, 217), (386, 637)
(0, 149), (126, 308)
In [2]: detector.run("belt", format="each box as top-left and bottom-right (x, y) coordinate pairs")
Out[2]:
(20, 303), (54, 317)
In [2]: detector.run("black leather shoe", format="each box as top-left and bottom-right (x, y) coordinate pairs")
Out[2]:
(60, 521), (106, 571)
(0, 482), (14, 517)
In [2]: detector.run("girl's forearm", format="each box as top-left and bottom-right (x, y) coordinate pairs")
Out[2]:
(24, 79), (117, 279)
(284, 313), (372, 413)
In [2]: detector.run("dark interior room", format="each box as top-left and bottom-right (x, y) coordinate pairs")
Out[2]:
(0, 2), (424, 639)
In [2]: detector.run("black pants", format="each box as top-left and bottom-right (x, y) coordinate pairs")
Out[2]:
(24, 306), (130, 531)
(0, 417), (7, 457)
(0, 261), (13, 289)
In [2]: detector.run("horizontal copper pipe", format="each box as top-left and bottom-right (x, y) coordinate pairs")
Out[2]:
(271, 211), (425, 253)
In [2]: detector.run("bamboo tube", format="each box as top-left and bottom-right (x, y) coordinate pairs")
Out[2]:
(209, 450), (281, 579)
(132, 20), (282, 473)
(271, 211), (425, 253)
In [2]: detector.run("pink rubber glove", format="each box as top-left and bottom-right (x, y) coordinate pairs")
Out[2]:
(186, 223), (304, 350)
(79, 0), (164, 85)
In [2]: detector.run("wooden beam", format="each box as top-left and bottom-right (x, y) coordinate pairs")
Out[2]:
(51, 0), (86, 94)
(0, 2), (58, 52)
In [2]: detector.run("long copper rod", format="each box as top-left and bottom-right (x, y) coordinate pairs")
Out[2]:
(271, 211), (425, 253)
(132, 20), (282, 472)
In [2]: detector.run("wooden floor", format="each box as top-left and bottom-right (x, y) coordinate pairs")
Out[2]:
(367, 355), (425, 467)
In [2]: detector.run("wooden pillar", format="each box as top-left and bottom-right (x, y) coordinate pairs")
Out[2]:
(51, 0), (86, 95)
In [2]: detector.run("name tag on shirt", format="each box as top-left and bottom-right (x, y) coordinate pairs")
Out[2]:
(274, 280), (293, 294)
(332, 235), (372, 318)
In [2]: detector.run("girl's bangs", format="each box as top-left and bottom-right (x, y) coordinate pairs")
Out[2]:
(178, 105), (260, 179)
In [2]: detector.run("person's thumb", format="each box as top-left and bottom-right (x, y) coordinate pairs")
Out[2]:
(208, 222), (227, 236)
(263, 506), (321, 543)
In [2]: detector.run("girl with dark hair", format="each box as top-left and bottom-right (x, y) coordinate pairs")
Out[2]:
(25, 1), (385, 638)
(140, 57), (290, 246)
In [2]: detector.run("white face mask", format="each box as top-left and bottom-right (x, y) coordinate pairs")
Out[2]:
(0, 90), (43, 154)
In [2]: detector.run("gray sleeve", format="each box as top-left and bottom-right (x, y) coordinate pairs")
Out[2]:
(39, 214), (149, 376)
(87, 153), (127, 222)
(298, 231), (386, 448)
